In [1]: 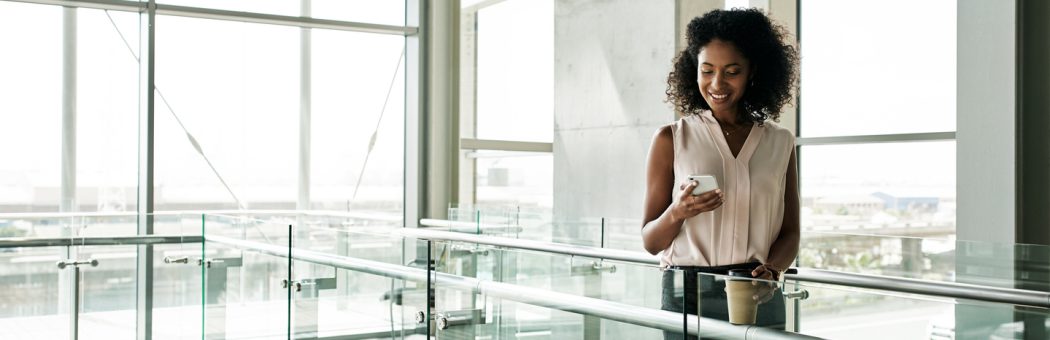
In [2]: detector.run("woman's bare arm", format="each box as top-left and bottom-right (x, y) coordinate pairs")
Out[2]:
(641, 125), (724, 255)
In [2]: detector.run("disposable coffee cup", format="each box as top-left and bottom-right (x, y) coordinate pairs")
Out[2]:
(724, 269), (758, 325)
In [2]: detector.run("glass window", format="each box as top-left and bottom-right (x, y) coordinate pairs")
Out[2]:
(0, 3), (62, 212)
(800, 0), (956, 137)
(474, 151), (553, 209)
(154, 16), (300, 210)
(157, 0), (406, 27)
(311, 0), (405, 26)
(474, 0), (553, 143)
(77, 9), (140, 213)
(310, 29), (405, 214)
(800, 141), (956, 236)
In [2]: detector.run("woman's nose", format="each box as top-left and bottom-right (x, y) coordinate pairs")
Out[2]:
(712, 73), (726, 89)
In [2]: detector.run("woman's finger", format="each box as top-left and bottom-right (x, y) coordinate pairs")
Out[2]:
(751, 266), (775, 283)
(753, 285), (776, 304)
(694, 196), (723, 212)
(678, 181), (698, 200)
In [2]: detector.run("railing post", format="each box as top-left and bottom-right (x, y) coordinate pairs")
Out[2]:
(57, 259), (98, 340)
(70, 265), (79, 340)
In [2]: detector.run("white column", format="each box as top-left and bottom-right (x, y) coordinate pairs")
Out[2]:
(426, 0), (459, 219)
(957, 0), (1017, 244)
(956, 1), (1017, 338)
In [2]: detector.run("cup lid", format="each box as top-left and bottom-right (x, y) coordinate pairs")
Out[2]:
(727, 268), (753, 278)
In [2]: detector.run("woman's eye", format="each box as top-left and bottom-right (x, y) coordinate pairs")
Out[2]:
(701, 70), (714, 74)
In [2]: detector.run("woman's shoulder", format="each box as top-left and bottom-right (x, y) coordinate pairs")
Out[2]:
(760, 120), (797, 145)
(655, 116), (692, 138)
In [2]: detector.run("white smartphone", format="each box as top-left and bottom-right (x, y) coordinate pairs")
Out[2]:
(687, 175), (719, 196)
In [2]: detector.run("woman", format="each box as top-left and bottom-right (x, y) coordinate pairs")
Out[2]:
(641, 8), (799, 338)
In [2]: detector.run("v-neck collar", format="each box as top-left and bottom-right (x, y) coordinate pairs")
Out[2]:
(699, 112), (764, 162)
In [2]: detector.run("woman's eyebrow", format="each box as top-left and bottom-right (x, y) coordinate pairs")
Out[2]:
(700, 62), (742, 67)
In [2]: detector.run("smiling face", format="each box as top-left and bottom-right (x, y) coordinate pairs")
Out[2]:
(697, 39), (752, 115)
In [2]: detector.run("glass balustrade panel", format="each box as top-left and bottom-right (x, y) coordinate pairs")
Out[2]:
(785, 274), (1050, 339)
(202, 214), (292, 339)
(153, 213), (205, 340)
(289, 216), (418, 339)
(0, 245), (69, 339)
(75, 245), (136, 339)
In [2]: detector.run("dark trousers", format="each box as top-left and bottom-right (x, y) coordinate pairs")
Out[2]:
(661, 264), (786, 340)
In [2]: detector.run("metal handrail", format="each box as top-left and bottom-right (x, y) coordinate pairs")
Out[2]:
(3, 224), (1048, 310)
(405, 224), (1050, 309)
(797, 268), (1050, 308)
(0, 209), (401, 222)
(403, 226), (657, 265)
(206, 235), (823, 340)
(0, 235), (203, 248)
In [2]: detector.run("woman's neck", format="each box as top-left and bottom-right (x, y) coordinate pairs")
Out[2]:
(711, 108), (740, 126)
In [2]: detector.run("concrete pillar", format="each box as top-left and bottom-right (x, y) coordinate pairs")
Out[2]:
(552, 0), (677, 234)
(956, 1), (1018, 338)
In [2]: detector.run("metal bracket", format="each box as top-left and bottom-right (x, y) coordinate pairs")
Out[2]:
(571, 260), (617, 276)
(450, 244), (490, 256)
(784, 289), (809, 300)
(57, 259), (98, 269)
(435, 309), (485, 330)
(163, 256), (189, 264)
(283, 277), (335, 293)
(282, 279), (303, 292)
(299, 277), (337, 290)
(198, 257), (244, 269)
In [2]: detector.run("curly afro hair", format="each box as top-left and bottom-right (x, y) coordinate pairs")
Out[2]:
(666, 8), (798, 124)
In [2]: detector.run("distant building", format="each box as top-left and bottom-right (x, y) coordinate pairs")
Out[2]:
(871, 192), (940, 213)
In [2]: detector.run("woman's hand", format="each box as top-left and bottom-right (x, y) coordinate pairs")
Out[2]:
(750, 263), (782, 281)
(750, 263), (783, 305)
(671, 180), (724, 222)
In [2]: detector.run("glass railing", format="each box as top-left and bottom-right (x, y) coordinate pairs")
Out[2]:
(427, 236), (671, 338)
(413, 208), (1050, 340)
(200, 212), (424, 339)
(0, 213), (203, 340)
(3, 210), (1050, 339)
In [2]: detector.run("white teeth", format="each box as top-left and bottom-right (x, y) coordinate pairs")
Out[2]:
(710, 93), (728, 99)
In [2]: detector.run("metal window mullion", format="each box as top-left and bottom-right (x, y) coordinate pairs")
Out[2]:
(459, 138), (554, 153)
(297, 0), (311, 212)
(405, 0), (425, 230)
(458, 9), (478, 206)
(136, 1), (157, 339)
(155, 4), (416, 35)
(404, 1), (427, 331)
(9, 0), (144, 12)
(61, 8), (78, 340)
(8, 0), (418, 35)
(794, 131), (956, 146)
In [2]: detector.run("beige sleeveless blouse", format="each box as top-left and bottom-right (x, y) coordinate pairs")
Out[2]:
(661, 112), (795, 267)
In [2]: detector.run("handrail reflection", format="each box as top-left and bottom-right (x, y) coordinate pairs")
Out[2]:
(405, 224), (1050, 309)
(0, 235), (203, 248)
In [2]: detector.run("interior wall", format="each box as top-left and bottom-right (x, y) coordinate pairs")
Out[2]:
(552, 0), (678, 245)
